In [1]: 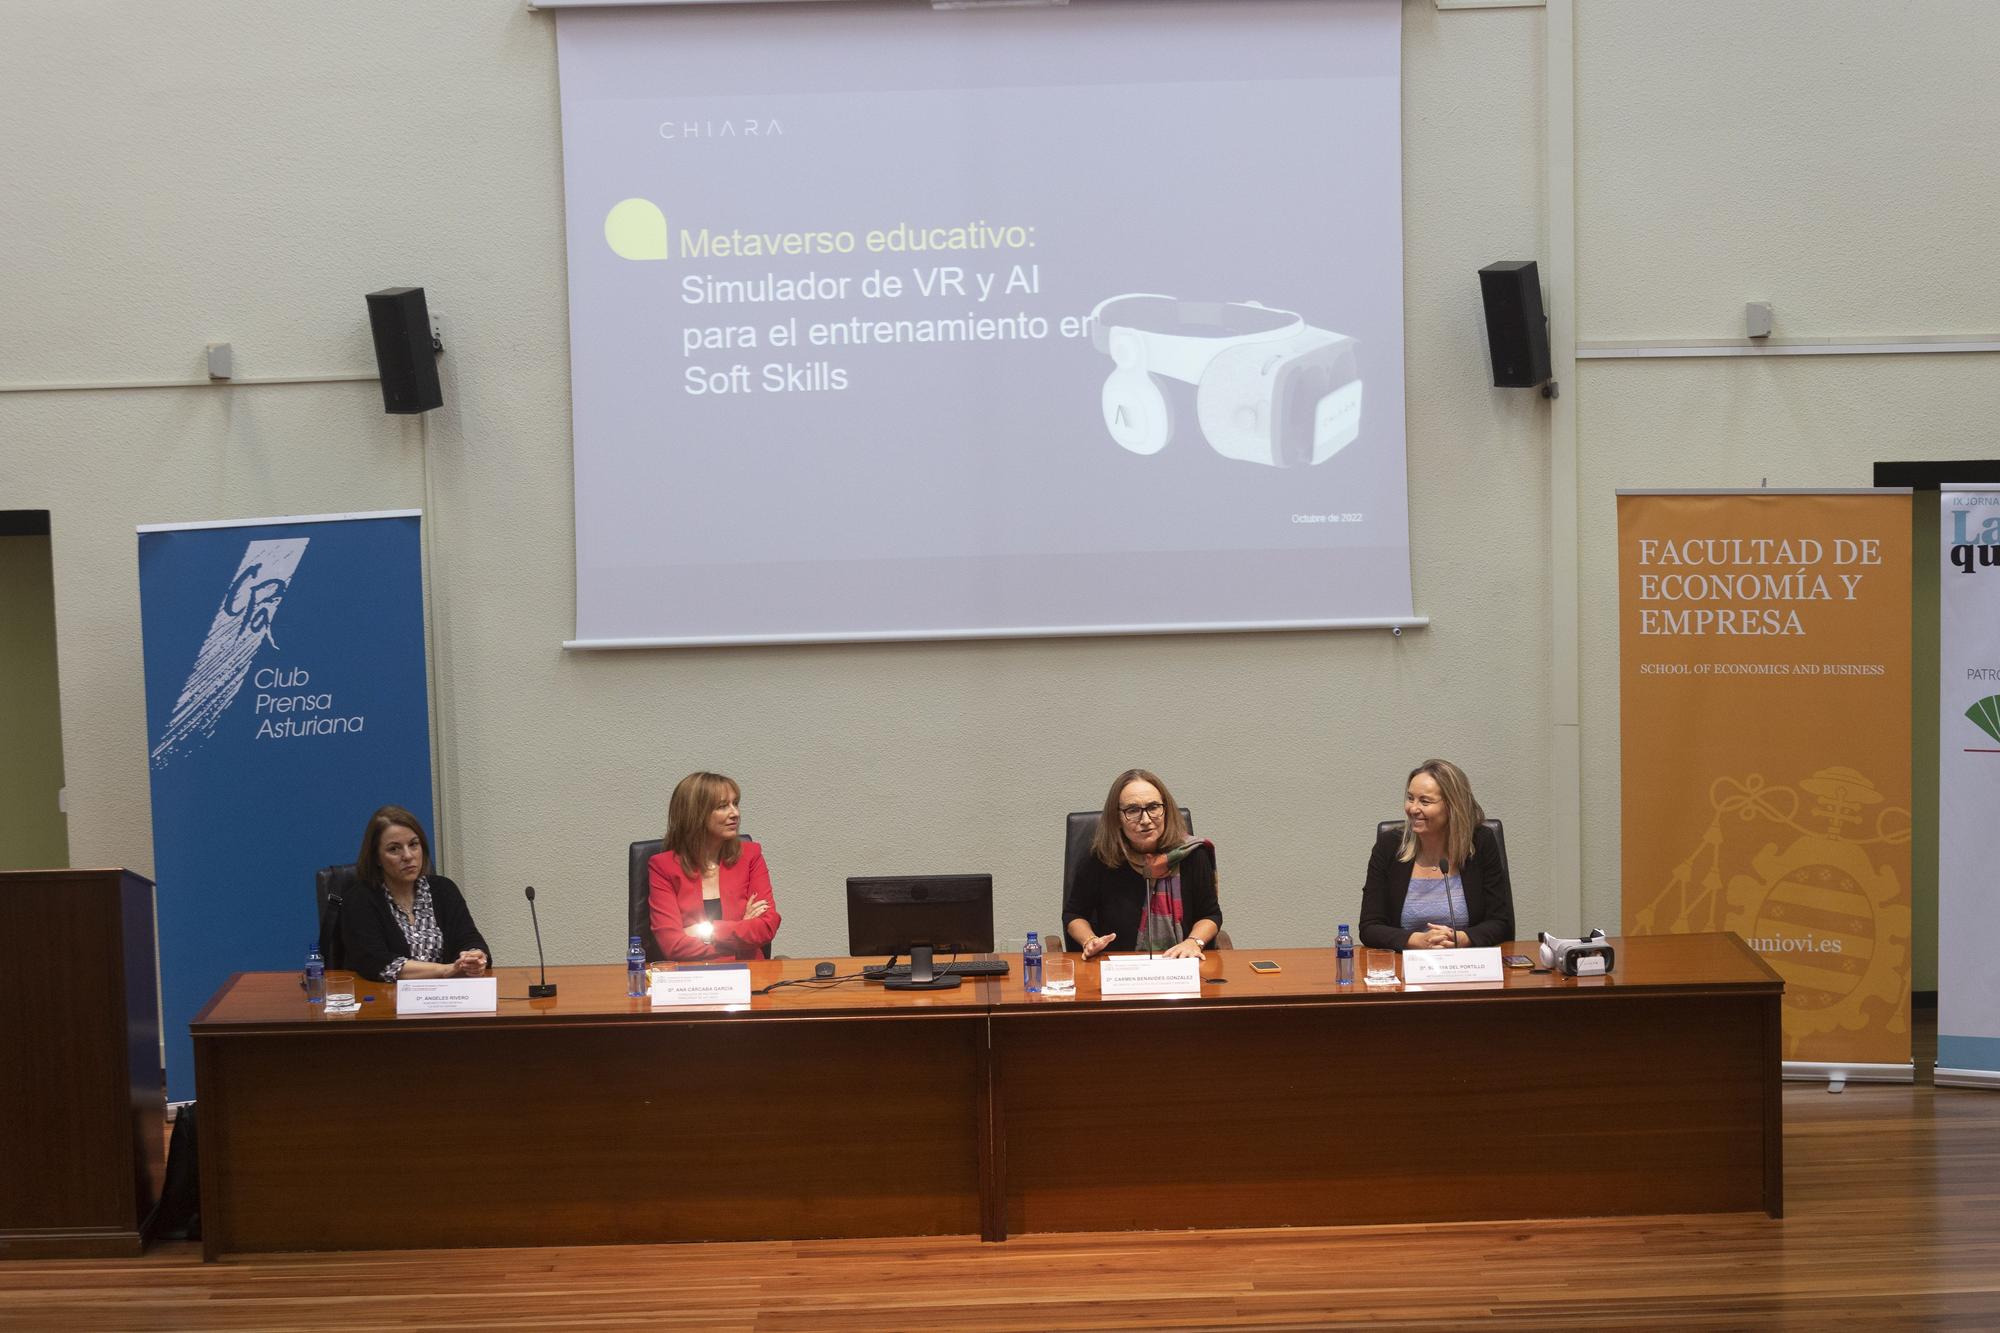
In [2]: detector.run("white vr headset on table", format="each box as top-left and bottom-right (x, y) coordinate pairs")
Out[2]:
(1538, 929), (1616, 977)
(1090, 294), (1364, 468)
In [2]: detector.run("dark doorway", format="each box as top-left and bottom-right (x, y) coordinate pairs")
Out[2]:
(0, 509), (69, 869)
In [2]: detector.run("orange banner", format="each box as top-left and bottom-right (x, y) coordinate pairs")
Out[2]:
(1619, 492), (1912, 1067)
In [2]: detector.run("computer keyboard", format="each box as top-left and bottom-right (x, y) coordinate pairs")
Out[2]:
(863, 959), (1012, 981)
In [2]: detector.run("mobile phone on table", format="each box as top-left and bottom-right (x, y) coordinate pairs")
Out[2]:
(1248, 960), (1281, 974)
(1504, 954), (1533, 969)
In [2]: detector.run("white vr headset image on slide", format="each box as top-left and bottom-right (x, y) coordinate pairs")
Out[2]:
(1090, 294), (1363, 467)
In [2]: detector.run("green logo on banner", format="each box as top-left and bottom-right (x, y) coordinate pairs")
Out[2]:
(1968, 694), (2000, 744)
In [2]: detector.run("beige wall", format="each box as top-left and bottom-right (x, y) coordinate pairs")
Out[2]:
(1572, 0), (2000, 976)
(3, 0), (1988, 971)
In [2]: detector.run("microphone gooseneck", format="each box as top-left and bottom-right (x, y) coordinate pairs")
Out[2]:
(525, 884), (557, 998)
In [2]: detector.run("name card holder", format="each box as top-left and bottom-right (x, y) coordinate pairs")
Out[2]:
(650, 965), (753, 1007)
(396, 977), (499, 1014)
(1401, 947), (1505, 985)
(1098, 956), (1202, 996)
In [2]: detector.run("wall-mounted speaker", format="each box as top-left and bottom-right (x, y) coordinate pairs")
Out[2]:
(1478, 261), (1551, 389)
(364, 286), (443, 414)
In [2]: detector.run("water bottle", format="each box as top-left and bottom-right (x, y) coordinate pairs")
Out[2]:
(1336, 924), (1355, 986)
(626, 936), (648, 997)
(304, 944), (326, 1005)
(1022, 931), (1043, 994)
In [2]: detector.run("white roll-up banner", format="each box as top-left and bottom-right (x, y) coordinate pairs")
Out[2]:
(554, 0), (1412, 647)
(1938, 485), (2000, 1089)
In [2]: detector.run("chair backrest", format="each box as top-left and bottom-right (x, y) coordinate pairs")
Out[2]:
(314, 863), (358, 969)
(1061, 807), (1193, 953)
(631, 835), (762, 962)
(1375, 817), (1508, 879)
(629, 839), (666, 961)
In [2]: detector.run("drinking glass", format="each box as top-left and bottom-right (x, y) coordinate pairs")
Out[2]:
(1363, 949), (1398, 985)
(1042, 953), (1076, 996)
(323, 969), (359, 1014)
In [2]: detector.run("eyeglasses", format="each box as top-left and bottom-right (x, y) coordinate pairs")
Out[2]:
(1119, 802), (1165, 823)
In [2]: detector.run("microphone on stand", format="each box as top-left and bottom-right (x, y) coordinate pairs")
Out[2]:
(525, 885), (557, 998)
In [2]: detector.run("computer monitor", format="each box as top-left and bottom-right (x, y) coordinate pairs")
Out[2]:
(845, 874), (994, 990)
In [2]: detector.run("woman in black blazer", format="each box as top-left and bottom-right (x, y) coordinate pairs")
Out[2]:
(341, 804), (491, 983)
(1358, 759), (1514, 951)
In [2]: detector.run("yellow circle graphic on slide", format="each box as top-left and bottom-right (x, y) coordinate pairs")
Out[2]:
(605, 198), (668, 261)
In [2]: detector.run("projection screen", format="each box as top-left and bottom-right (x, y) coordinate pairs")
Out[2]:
(555, 0), (1411, 647)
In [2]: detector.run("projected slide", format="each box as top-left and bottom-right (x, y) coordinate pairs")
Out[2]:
(556, 0), (1409, 646)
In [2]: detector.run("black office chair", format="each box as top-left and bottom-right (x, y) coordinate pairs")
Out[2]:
(1374, 817), (1509, 880)
(629, 836), (769, 963)
(628, 838), (667, 962)
(1061, 808), (1229, 952)
(314, 863), (357, 969)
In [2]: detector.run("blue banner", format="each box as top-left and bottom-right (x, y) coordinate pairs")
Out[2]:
(138, 511), (433, 1101)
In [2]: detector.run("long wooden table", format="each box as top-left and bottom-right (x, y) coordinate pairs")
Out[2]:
(191, 933), (1782, 1258)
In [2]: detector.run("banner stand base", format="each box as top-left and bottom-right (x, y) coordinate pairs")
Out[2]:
(1782, 1060), (1913, 1090)
(1935, 1066), (2000, 1091)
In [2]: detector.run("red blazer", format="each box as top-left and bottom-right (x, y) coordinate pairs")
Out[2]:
(647, 840), (781, 961)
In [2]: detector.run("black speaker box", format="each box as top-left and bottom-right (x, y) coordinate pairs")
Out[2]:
(1478, 261), (1551, 389)
(365, 287), (443, 414)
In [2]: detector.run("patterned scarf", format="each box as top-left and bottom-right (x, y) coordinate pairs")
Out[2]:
(1133, 837), (1212, 953)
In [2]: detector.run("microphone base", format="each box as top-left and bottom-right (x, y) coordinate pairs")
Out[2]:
(528, 983), (559, 998)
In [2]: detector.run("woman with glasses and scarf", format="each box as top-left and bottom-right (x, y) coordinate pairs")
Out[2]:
(1063, 768), (1220, 959)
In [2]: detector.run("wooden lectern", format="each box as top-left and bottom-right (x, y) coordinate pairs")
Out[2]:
(0, 868), (163, 1259)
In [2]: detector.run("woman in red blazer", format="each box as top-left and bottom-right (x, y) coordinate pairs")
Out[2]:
(648, 771), (782, 961)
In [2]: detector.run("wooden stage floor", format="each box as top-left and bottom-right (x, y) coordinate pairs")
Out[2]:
(5, 1013), (1996, 1331)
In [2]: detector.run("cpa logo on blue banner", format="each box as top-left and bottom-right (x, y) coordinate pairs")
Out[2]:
(149, 538), (307, 767)
(137, 511), (432, 1102)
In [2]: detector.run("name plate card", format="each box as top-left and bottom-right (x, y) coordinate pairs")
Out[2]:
(1400, 947), (1505, 985)
(396, 977), (498, 1014)
(650, 965), (753, 1007)
(1098, 956), (1202, 996)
